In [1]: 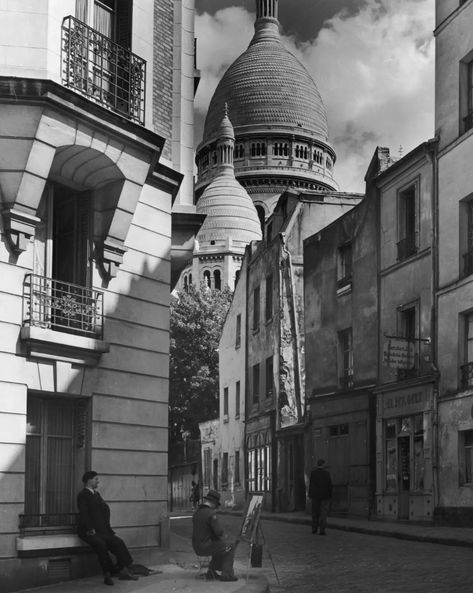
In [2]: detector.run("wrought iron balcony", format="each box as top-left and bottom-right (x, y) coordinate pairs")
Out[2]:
(61, 15), (146, 125)
(397, 233), (418, 261)
(463, 250), (473, 278)
(19, 513), (78, 535)
(339, 370), (354, 390)
(23, 274), (104, 339)
(461, 362), (473, 390)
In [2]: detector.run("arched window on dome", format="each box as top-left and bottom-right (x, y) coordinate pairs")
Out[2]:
(251, 144), (256, 157)
(183, 275), (188, 292)
(203, 270), (211, 287)
(262, 143), (266, 156)
(240, 145), (245, 158)
(212, 152), (217, 165)
(295, 145), (300, 158)
(256, 205), (265, 235)
(273, 144), (278, 156)
(283, 144), (288, 156)
(304, 147), (308, 159)
(189, 273), (192, 286)
(256, 143), (261, 156)
(214, 270), (221, 290)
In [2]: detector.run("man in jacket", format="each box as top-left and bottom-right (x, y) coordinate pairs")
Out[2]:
(77, 471), (138, 586)
(308, 459), (333, 535)
(192, 489), (237, 581)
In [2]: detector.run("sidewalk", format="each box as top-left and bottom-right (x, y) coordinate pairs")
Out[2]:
(19, 531), (269, 593)
(225, 509), (473, 548)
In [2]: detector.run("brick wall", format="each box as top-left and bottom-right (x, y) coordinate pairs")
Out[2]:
(153, 0), (173, 160)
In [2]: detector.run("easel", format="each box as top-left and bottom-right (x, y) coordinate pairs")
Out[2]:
(235, 495), (280, 585)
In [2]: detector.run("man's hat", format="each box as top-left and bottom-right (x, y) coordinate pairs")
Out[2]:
(317, 459), (326, 468)
(204, 489), (221, 506)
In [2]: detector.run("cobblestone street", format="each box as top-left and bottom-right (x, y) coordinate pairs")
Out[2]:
(172, 515), (473, 593)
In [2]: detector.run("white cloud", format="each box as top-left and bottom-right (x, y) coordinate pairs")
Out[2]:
(194, 0), (435, 192)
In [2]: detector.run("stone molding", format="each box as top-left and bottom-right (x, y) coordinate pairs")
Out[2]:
(2, 207), (41, 254)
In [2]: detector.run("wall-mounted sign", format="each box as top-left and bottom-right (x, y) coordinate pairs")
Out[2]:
(382, 337), (415, 369)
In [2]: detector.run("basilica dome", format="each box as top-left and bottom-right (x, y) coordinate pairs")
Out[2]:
(202, 12), (329, 144)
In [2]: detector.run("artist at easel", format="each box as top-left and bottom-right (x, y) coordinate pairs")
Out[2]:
(236, 495), (280, 585)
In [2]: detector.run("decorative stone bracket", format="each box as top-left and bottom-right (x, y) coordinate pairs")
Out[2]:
(94, 238), (127, 281)
(2, 207), (40, 254)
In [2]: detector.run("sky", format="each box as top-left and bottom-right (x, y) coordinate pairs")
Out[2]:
(194, 0), (435, 193)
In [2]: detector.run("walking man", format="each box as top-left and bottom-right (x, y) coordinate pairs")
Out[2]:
(192, 489), (238, 581)
(308, 459), (332, 535)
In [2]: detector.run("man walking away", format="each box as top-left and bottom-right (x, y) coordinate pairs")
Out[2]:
(308, 459), (332, 535)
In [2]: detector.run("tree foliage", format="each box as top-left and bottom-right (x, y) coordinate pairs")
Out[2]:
(169, 283), (233, 444)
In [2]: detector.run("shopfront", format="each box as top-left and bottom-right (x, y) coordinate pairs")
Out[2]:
(375, 382), (435, 521)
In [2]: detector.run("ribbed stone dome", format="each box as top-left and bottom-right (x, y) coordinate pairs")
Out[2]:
(196, 171), (262, 246)
(203, 18), (329, 143)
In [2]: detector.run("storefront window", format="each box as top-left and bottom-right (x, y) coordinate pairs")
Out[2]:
(385, 419), (397, 490)
(384, 414), (425, 492)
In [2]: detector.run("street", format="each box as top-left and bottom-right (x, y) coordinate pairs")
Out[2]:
(171, 514), (473, 593)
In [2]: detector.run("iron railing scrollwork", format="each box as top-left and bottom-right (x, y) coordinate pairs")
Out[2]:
(23, 274), (104, 339)
(61, 15), (146, 125)
(397, 233), (418, 261)
(461, 362), (473, 390)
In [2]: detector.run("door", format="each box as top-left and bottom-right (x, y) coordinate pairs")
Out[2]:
(398, 435), (410, 519)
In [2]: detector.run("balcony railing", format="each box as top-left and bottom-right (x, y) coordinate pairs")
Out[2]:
(61, 15), (146, 125)
(19, 513), (79, 535)
(339, 370), (354, 390)
(461, 362), (473, 390)
(23, 274), (104, 339)
(397, 233), (418, 261)
(463, 250), (473, 278)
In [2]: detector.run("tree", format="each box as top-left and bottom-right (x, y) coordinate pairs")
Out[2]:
(169, 283), (233, 444)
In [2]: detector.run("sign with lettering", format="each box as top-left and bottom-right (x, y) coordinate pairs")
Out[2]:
(382, 338), (415, 369)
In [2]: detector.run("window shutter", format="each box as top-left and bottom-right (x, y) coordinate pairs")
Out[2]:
(116, 0), (132, 49)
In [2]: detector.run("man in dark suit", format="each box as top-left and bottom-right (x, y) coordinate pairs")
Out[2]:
(77, 471), (138, 586)
(308, 459), (333, 535)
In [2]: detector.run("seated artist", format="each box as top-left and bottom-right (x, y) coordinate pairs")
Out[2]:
(192, 489), (238, 581)
(77, 471), (138, 586)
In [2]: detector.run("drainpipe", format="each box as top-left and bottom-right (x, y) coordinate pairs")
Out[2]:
(425, 139), (440, 516)
(279, 232), (303, 422)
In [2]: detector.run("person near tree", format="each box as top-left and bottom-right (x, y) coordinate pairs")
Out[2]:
(192, 489), (237, 581)
(308, 459), (333, 535)
(77, 471), (138, 586)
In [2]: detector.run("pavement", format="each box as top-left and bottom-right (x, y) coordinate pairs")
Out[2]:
(16, 509), (473, 593)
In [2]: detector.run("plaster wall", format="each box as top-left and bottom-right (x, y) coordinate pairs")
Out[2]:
(435, 0), (473, 150)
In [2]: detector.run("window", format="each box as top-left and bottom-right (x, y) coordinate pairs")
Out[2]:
(337, 242), (352, 289)
(253, 363), (260, 403)
(234, 450), (241, 485)
(329, 423), (349, 437)
(203, 449), (211, 488)
(214, 270), (221, 290)
(235, 314), (241, 349)
(461, 313), (473, 389)
(460, 430), (473, 485)
(397, 184), (418, 260)
(253, 286), (260, 330)
(223, 387), (229, 419)
(265, 274), (273, 321)
(397, 304), (418, 378)
(338, 328), (353, 388)
(24, 395), (88, 527)
(203, 270), (211, 287)
(213, 458), (218, 490)
(221, 453), (229, 489)
(265, 356), (273, 398)
(247, 434), (272, 493)
(235, 381), (240, 419)
(460, 56), (473, 134)
(461, 199), (473, 277)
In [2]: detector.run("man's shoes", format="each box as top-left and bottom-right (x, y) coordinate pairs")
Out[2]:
(118, 567), (138, 580)
(205, 568), (220, 580)
(220, 574), (238, 582)
(103, 572), (114, 586)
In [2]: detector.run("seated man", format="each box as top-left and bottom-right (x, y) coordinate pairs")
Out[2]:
(192, 489), (237, 581)
(77, 471), (138, 586)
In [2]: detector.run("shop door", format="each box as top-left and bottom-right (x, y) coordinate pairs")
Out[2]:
(398, 436), (410, 519)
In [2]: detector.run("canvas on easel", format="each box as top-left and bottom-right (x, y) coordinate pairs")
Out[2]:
(238, 494), (263, 544)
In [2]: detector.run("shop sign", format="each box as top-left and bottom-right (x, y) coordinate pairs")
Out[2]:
(383, 386), (431, 415)
(382, 337), (415, 369)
